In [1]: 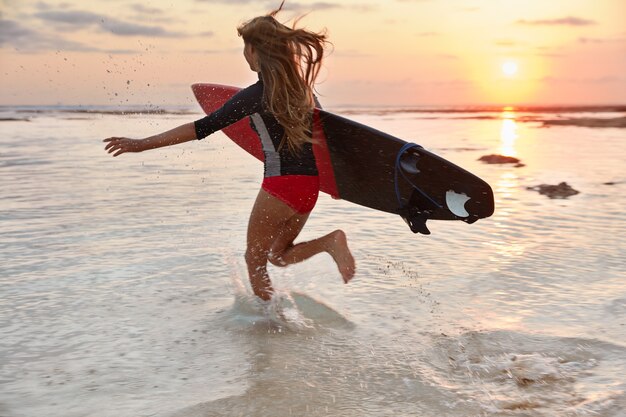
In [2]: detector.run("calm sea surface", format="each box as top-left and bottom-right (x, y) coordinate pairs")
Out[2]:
(1, 105), (625, 417)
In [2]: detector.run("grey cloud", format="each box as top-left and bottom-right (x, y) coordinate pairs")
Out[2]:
(284, 2), (341, 11)
(182, 47), (242, 54)
(34, 1), (71, 11)
(128, 4), (179, 24)
(0, 18), (34, 40)
(35, 10), (103, 26)
(195, 0), (261, 3)
(578, 36), (625, 44)
(34, 10), (187, 37)
(102, 20), (185, 37)
(0, 17), (137, 53)
(291, 1), (375, 12)
(195, 0), (371, 12)
(130, 4), (165, 14)
(516, 16), (596, 26)
(34, 1), (52, 10)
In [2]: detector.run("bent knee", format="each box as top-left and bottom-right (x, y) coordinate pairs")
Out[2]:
(267, 250), (287, 267)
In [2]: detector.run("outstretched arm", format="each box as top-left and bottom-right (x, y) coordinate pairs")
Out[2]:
(103, 122), (197, 157)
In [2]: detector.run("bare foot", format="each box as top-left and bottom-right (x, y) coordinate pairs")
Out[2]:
(327, 230), (356, 283)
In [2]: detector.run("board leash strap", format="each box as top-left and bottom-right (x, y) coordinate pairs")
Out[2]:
(394, 142), (443, 235)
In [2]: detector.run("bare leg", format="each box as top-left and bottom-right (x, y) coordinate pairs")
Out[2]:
(245, 189), (297, 301)
(269, 215), (356, 283)
(245, 188), (356, 301)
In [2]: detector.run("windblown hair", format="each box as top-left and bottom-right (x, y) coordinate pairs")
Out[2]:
(237, 3), (328, 153)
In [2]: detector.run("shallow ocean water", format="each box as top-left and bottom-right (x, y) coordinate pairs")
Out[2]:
(1, 106), (625, 417)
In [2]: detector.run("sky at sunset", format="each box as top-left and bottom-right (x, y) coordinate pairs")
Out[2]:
(1, 0), (625, 107)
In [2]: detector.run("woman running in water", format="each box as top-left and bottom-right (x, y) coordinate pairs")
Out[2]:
(103, 4), (355, 301)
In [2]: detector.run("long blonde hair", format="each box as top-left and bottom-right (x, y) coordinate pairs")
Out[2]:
(237, 3), (328, 153)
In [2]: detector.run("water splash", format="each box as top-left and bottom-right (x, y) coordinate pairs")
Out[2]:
(420, 330), (626, 416)
(224, 256), (352, 333)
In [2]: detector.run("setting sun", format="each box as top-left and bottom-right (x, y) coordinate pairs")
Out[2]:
(502, 61), (519, 77)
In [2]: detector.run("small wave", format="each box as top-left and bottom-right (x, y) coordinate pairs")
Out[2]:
(606, 298), (626, 317)
(57, 109), (198, 116)
(0, 158), (52, 168)
(420, 330), (626, 416)
(541, 116), (626, 128)
(0, 105), (198, 116)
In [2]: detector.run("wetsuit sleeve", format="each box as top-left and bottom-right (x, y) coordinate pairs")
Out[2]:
(194, 82), (263, 140)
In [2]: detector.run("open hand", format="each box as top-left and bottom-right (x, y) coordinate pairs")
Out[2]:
(103, 137), (144, 157)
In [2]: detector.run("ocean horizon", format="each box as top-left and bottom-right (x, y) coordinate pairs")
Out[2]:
(3, 103), (625, 131)
(2, 103), (626, 112)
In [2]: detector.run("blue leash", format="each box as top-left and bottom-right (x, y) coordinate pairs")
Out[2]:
(394, 142), (443, 211)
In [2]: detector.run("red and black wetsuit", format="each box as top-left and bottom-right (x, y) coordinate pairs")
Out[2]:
(194, 76), (320, 213)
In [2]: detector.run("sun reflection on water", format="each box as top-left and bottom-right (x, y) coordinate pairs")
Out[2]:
(495, 171), (519, 201)
(499, 107), (518, 157)
(489, 167), (526, 260)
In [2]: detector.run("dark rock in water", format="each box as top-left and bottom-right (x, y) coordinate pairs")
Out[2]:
(0, 117), (31, 122)
(542, 116), (626, 128)
(527, 182), (580, 199)
(479, 154), (522, 165)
